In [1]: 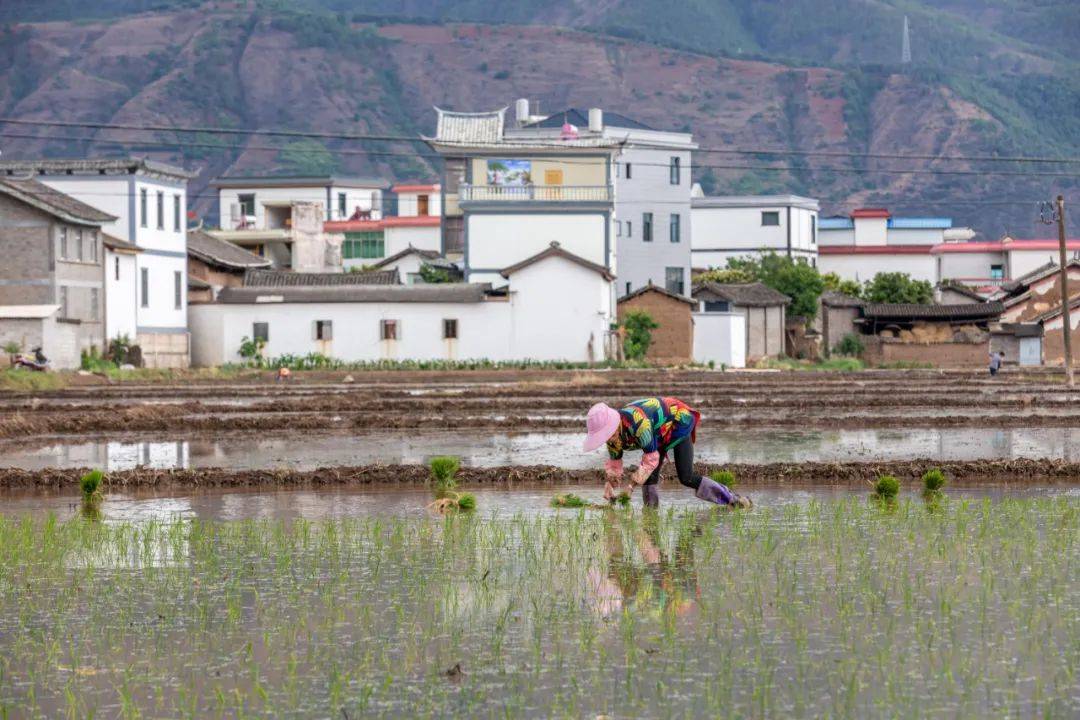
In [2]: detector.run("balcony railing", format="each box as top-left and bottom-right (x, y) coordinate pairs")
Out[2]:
(459, 184), (612, 203)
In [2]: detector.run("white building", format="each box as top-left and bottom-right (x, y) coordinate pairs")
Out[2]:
(933, 236), (1080, 288)
(505, 103), (696, 297)
(690, 192), (820, 269)
(213, 175), (389, 228)
(325, 183), (443, 270)
(392, 183), (442, 219)
(818, 208), (971, 284)
(0, 158), (195, 368)
(189, 242), (614, 365)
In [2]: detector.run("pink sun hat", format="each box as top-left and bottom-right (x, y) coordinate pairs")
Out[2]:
(582, 402), (622, 452)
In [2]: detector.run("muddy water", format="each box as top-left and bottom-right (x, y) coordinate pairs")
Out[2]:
(2, 483), (1075, 523)
(7, 426), (1080, 471)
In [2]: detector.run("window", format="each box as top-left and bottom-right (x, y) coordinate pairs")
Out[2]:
(338, 192), (347, 220)
(643, 213), (653, 242)
(669, 213), (681, 243)
(156, 191), (164, 230)
(140, 189), (148, 227)
(140, 268), (149, 308)
(991, 264), (1004, 281)
(625, 281), (632, 296)
(315, 320), (333, 341)
(238, 193), (256, 217)
(665, 266), (684, 295)
(76, 229), (84, 262)
(380, 319), (398, 341)
(704, 300), (730, 312)
(90, 289), (99, 321)
(115, 257), (120, 281)
(88, 231), (97, 262)
(761, 211), (780, 226)
(174, 271), (182, 310)
(616, 221), (622, 237)
(59, 227), (68, 259)
(253, 322), (269, 343)
(669, 157), (681, 185)
(417, 194), (429, 215)
(811, 215), (817, 245)
(443, 319), (458, 340)
(625, 163), (632, 180)
(59, 286), (69, 318)
(173, 195), (181, 232)
(342, 231), (385, 259)
(625, 220), (632, 238)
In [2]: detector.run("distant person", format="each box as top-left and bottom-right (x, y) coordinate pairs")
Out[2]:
(989, 351), (1003, 377)
(582, 397), (751, 508)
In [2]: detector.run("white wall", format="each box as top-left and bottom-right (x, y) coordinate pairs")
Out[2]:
(853, 217), (888, 246)
(938, 251), (1004, 282)
(386, 225), (441, 256)
(467, 213), (607, 283)
(219, 185), (383, 228)
(693, 312), (746, 368)
(1010, 250), (1068, 279)
(818, 253), (937, 283)
(396, 190), (441, 217)
(887, 228), (947, 246)
(819, 228), (855, 246)
(105, 249), (138, 340)
(506, 255), (612, 362)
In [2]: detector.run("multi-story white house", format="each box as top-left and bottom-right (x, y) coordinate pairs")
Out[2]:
(324, 183), (443, 271)
(690, 192), (820, 269)
(0, 158), (194, 368)
(213, 175), (388, 228)
(505, 103), (696, 297)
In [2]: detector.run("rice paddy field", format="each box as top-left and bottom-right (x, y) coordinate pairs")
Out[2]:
(1, 369), (1079, 717)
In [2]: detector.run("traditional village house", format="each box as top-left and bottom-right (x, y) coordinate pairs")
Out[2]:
(616, 284), (696, 364)
(692, 282), (789, 362)
(186, 228), (271, 304)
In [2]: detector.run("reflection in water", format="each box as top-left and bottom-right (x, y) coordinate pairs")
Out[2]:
(6, 426), (1080, 471)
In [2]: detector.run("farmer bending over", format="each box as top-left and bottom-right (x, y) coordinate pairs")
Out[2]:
(582, 397), (749, 508)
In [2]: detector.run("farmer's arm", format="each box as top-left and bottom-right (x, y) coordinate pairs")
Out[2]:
(629, 418), (660, 486)
(604, 439), (624, 500)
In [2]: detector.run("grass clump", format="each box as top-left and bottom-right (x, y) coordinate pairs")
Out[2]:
(710, 469), (737, 488)
(614, 492), (631, 508)
(922, 467), (947, 503)
(426, 456), (474, 513)
(79, 469), (105, 519)
(552, 493), (590, 508)
(873, 475), (900, 502)
(455, 493), (476, 511)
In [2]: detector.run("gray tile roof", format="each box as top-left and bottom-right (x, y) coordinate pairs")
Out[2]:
(218, 284), (492, 304)
(860, 302), (1004, 320)
(242, 268), (400, 287)
(372, 246), (442, 269)
(101, 233), (140, 252)
(433, 107), (506, 144)
(0, 157), (195, 180)
(936, 280), (986, 302)
(693, 282), (790, 307)
(820, 290), (864, 308)
(1001, 259), (1080, 295)
(618, 282), (696, 306)
(0, 177), (116, 225)
(187, 229), (271, 270)
(500, 242), (614, 280)
(525, 108), (656, 132)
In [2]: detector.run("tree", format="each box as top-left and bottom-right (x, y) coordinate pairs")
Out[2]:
(822, 272), (864, 299)
(419, 264), (454, 284)
(864, 272), (933, 304)
(621, 311), (659, 361)
(693, 267), (755, 284)
(276, 139), (337, 176)
(752, 254), (824, 320)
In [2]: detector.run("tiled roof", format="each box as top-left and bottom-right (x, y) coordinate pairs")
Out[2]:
(693, 282), (791, 307)
(1033, 296), (1080, 323)
(936, 280), (986, 301)
(851, 208), (890, 219)
(0, 177), (116, 225)
(618, 282), (697, 306)
(860, 301), (1003, 320)
(993, 322), (1043, 338)
(692, 194), (820, 211)
(102, 233), (140, 253)
(499, 242), (614, 280)
(433, 107), (506, 144)
(391, 183), (440, 193)
(187, 276), (212, 290)
(187, 229), (270, 270)
(524, 108), (656, 132)
(1000, 259), (1080, 294)
(218, 284), (491, 304)
(243, 269), (399, 287)
(932, 239), (1080, 254)
(372, 246), (442, 269)
(0, 157), (194, 180)
(819, 245), (933, 255)
(821, 291), (864, 308)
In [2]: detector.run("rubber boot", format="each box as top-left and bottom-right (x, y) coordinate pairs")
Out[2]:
(694, 477), (734, 506)
(641, 484), (660, 508)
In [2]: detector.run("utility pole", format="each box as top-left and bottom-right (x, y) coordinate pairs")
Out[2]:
(1056, 195), (1074, 386)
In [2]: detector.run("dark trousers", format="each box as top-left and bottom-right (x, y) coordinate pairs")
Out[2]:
(643, 440), (702, 491)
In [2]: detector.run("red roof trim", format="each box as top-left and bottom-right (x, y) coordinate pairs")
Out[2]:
(818, 245), (933, 255)
(325, 216), (441, 232)
(851, 208), (891, 219)
(392, 183), (440, 193)
(931, 239), (1080, 254)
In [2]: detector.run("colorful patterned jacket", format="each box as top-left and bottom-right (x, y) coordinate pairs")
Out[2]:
(605, 397), (700, 483)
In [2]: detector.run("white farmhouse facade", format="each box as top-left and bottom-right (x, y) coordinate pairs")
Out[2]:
(933, 237), (1080, 288)
(188, 243), (615, 365)
(0, 158), (195, 368)
(213, 175), (388, 228)
(690, 192), (820, 269)
(101, 234), (141, 341)
(392, 183), (442, 219)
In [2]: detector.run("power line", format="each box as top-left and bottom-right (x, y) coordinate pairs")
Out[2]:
(3, 116), (1080, 166)
(5, 129), (1080, 179)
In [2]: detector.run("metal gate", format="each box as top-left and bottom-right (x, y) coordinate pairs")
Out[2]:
(1019, 336), (1042, 366)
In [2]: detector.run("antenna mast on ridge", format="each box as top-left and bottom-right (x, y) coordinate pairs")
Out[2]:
(901, 16), (912, 64)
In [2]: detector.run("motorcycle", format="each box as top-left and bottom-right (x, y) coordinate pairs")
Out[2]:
(11, 347), (49, 372)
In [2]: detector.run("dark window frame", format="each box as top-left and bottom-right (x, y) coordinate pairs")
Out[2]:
(253, 322), (269, 343)
(761, 211), (780, 226)
(140, 267), (149, 308)
(670, 213), (681, 243)
(315, 320), (333, 341)
(238, 193), (256, 217)
(443, 318), (458, 340)
(380, 319), (398, 341)
(669, 157), (681, 185)
(156, 191), (165, 230)
(665, 266), (685, 295)
(173, 195), (182, 232)
(140, 189), (148, 228)
(642, 212), (653, 243)
(174, 271), (182, 310)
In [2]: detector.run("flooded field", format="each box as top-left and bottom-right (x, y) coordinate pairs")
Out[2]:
(0, 498), (1075, 717)
(8, 425), (1080, 471)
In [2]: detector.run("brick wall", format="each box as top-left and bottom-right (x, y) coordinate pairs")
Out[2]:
(863, 336), (988, 367)
(617, 289), (693, 364)
(0, 196), (50, 305)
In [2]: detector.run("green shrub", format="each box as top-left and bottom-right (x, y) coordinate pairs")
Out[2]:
(3, 341), (20, 356)
(80, 346), (116, 372)
(238, 336), (266, 365)
(834, 333), (865, 357)
(622, 311), (659, 360)
(874, 475), (900, 501)
(710, 469), (736, 488)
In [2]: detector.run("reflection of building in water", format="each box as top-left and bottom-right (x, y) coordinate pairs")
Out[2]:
(106, 441), (189, 471)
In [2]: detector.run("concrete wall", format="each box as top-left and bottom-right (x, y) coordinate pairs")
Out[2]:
(740, 305), (785, 359)
(386, 225), (441, 256)
(614, 146), (692, 295)
(820, 305), (860, 354)
(617, 290), (693, 364)
(818, 253), (936, 283)
(466, 213), (607, 286)
(219, 185), (381, 227)
(863, 336), (987, 367)
(690, 204), (817, 268)
(938, 251), (1004, 282)
(0, 316), (80, 369)
(693, 312), (746, 368)
(854, 217), (887, 246)
(1010, 249), (1067, 280)
(105, 249), (138, 340)
(396, 190), (441, 218)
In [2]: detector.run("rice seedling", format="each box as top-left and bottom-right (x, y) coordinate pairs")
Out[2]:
(872, 474), (900, 502)
(0, 495), (1074, 717)
(551, 493), (590, 508)
(709, 469), (736, 488)
(425, 456), (475, 513)
(922, 467), (947, 500)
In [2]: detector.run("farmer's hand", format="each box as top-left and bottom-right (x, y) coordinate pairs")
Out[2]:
(603, 480), (618, 502)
